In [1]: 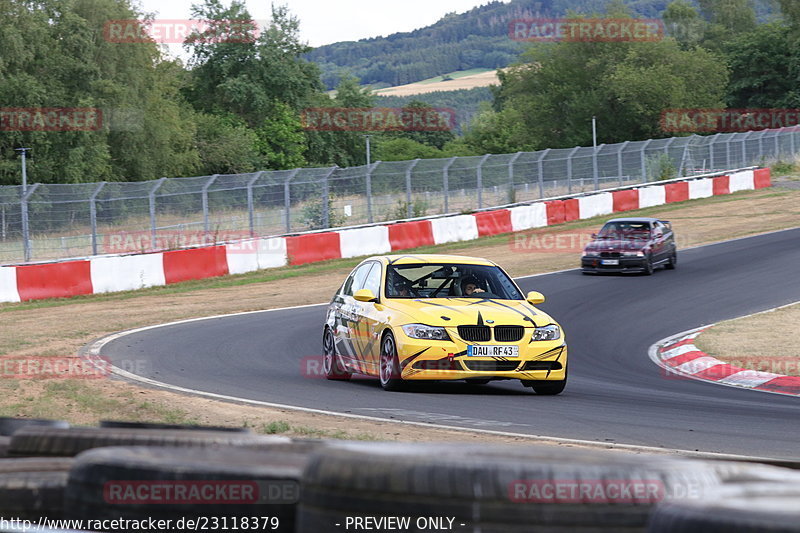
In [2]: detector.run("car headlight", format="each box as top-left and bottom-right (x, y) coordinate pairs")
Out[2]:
(582, 250), (596, 257)
(531, 324), (561, 341)
(622, 251), (644, 257)
(402, 324), (451, 341)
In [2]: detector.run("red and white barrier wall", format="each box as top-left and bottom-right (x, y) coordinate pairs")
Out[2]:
(0, 168), (770, 303)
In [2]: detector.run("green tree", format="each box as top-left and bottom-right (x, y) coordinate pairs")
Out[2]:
(255, 102), (306, 170)
(373, 138), (445, 161)
(483, 13), (728, 150)
(725, 22), (800, 107)
(0, 0), (201, 184)
(663, 0), (706, 48)
(193, 113), (262, 174)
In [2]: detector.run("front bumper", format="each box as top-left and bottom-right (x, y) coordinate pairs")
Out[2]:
(582, 256), (647, 273)
(396, 333), (567, 382)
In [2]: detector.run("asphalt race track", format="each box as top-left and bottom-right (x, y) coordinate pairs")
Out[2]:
(102, 228), (800, 459)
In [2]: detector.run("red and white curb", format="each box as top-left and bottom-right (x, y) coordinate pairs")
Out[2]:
(650, 325), (800, 397)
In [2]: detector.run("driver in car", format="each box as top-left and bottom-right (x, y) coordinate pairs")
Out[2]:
(461, 276), (486, 296)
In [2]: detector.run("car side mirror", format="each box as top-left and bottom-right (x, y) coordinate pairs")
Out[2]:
(354, 289), (377, 302)
(591, 233), (597, 239)
(526, 291), (545, 305)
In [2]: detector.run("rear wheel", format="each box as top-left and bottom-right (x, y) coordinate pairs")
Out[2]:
(665, 250), (677, 270)
(379, 332), (403, 392)
(323, 328), (351, 381)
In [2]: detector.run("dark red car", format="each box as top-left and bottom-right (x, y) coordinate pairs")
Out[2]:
(581, 217), (677, 275)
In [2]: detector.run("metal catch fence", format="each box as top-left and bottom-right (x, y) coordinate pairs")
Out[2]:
(0, 127), (794, 264)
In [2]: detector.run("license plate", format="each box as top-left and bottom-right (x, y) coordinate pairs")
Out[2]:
(601, 259), (619, 265)
(467, 345), (519, 357)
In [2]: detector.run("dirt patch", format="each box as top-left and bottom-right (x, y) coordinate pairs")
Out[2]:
(695, 303), (800, 377)
(0, 187), (798, 442)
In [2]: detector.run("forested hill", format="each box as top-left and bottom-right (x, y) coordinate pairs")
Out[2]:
(307, 0), (778, 89)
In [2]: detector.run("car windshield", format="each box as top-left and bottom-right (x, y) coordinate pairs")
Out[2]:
(598, 221), (651, 240)
(385, 263), (524, 300)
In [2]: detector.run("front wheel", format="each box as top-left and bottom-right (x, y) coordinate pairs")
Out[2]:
(643, 255), (654, 276)
(379, 332), (403, 391)
(522, 369), (567, 395)
(323, 328), (351, 381)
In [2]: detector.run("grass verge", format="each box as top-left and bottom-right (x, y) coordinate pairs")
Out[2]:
(695, 303), (800, 378)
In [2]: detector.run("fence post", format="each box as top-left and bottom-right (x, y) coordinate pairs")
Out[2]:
(790, 128), (796, 157)
(709, 133), (721, 171)
(725, 136), (732, 168)
(406, 159), (420, 218)
(20, 183), (39, 262)
(756, 130), (764, 161)
(284, 168), (300, 233)
(774, 130), (780, 158)
(442, 157), (457, 213)
(677, 137), (693, 177)
(201, 174), (219, 234)
(663, 138), (676, 177)
(246, 171), (263, 238)
(89, 182), (106, 255)
(741, 132), (751, 166)
(366, 161), (380, 224)
(640, 139), (652, 182)
(566, 146), (580, 193)
(537, 149), (550, 199)
(149, 178), (166, 249)
(321, 166), (337, 229)
(476, 154), (490, 209)
(592, 144), (604, 190)
(508, 151), (523, 203)
(617, 141), (629, 186)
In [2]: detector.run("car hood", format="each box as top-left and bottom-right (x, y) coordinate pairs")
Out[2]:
(385, 298), (556, 328)
(585, 238), (648, 252)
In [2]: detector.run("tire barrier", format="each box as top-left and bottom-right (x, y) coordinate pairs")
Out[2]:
(647, 481), (800, 533)
(297, 441), (733, 533)
(0, 167), (771, 303)
(0, 425), (796, 529)
(0, 417), (70, 437)
(64, 446), (307, 529)
(7, 426), (290, 458)
(98, 420), (251, 433)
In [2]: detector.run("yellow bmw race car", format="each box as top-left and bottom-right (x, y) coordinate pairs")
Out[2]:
(322, 254), (567, 394)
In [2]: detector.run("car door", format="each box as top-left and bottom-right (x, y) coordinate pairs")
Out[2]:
(353, 262), (385, 375)
(651, 221), (668, 262)
(333, 263), (373, 367)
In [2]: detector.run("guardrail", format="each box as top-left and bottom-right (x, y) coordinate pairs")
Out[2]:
(0, 167), (770, 304)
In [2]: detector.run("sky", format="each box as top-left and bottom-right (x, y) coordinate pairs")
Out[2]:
(137, 0), (498, 48)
